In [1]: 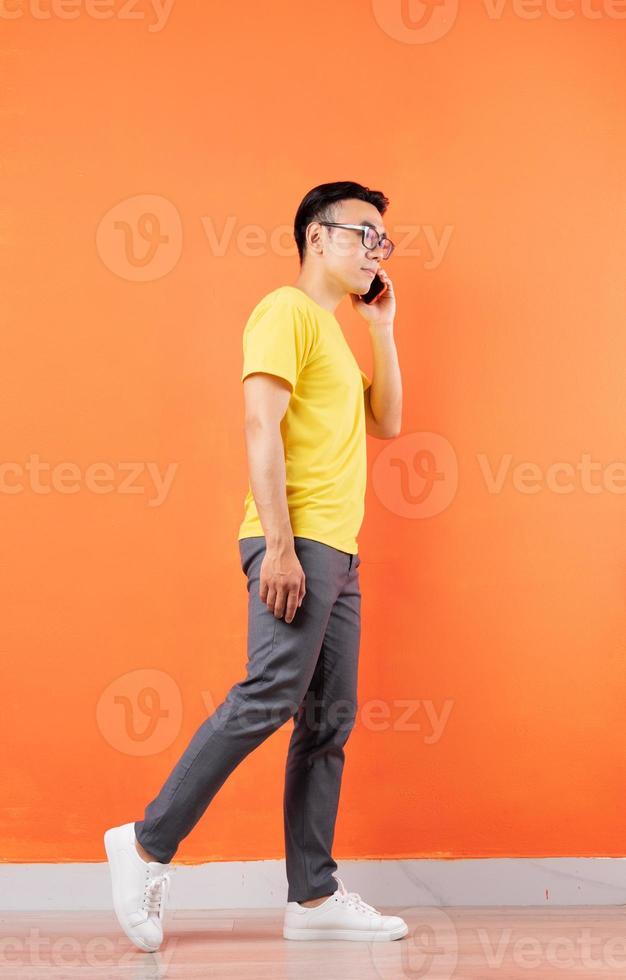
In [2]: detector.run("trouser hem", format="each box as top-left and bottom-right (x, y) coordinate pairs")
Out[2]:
(288, 878), (339, 904)
(134, 822), (176, 864)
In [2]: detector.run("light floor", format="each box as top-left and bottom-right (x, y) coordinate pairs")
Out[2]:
(1, 906), (623, 979)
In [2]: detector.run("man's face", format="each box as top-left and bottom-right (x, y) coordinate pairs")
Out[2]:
(314, 198), (389, 295)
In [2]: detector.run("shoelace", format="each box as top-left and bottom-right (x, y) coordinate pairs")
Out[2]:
(335, 877), (379, 916)
(142, 868), (173, 915)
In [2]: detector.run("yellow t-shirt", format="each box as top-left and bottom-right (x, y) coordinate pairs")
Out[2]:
(238, 284), (371, 555)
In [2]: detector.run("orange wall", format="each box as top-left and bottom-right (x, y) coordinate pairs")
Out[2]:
(2, 1), (624, 863)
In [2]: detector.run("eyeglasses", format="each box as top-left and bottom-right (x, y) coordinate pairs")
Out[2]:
(317, 222), (395, 260)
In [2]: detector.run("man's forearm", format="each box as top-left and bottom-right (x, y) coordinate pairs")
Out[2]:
(368, 323), (402, 437)
(243, 418), (294, 550)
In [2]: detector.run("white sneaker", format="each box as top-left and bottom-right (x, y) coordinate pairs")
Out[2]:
(283, 876), (409, 941)
(103, 822), (176, 952)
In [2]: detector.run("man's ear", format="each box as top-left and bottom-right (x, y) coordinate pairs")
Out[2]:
(306, 221), (324, 256)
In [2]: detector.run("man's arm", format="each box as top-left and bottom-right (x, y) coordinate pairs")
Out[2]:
(363, 324), (402, 439)
(242, 372), (306, 622)
(242, 372), (293, 547)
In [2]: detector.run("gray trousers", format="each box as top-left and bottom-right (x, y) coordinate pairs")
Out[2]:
(134, 534), (361, 903)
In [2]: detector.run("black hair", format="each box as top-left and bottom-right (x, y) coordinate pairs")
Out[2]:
(293, 180), (390, 265)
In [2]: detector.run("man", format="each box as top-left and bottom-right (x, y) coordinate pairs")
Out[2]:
(104, 180), (405, 951)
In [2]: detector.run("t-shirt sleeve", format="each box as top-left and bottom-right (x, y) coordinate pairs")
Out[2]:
(360, 368), (372, 391)
(241, 291), (310, 393)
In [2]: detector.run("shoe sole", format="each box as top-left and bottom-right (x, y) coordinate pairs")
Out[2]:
(283, 922), (409, 941)
(104, 827), (161, 953)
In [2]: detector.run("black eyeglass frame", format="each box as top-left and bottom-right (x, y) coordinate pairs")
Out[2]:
(317, 221), (395, 259)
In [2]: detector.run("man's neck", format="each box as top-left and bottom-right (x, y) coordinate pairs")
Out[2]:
(292, 269), (347, 314)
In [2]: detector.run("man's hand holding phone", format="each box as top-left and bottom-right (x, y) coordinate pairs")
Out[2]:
(351, 268), (396, 327)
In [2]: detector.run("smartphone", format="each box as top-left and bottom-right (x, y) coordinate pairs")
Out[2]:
(359, 273), (388, 305)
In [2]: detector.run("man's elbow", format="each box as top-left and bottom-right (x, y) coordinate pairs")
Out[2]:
(367, 419), (401, 439)
(377, 408), (402, 439)
(243, 413), (281, 435)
